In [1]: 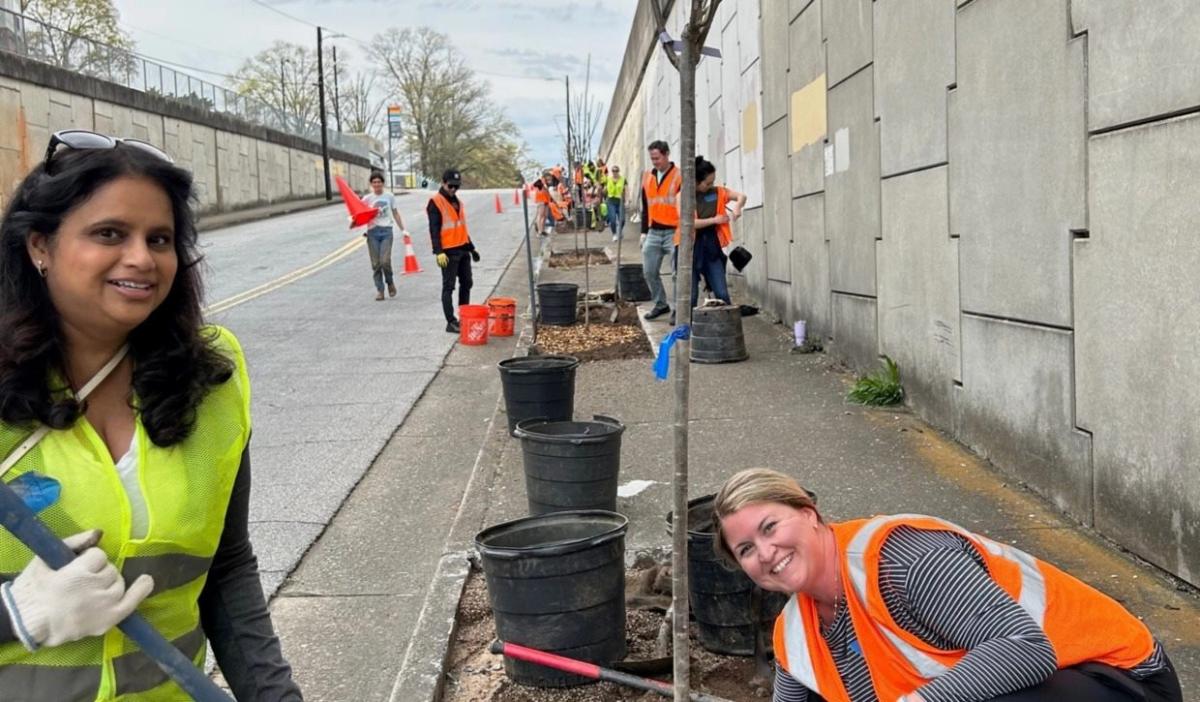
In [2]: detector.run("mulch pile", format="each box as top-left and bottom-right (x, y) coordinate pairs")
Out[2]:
(533, 303), (652, 362)
(548, 249), (612, 268)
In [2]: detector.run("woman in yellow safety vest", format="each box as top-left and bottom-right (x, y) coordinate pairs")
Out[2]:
(713, 468), (1182, 702)
(0, 131), (301, 701)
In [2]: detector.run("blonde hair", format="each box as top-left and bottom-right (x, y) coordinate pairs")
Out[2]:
(712, 468), (820, 567)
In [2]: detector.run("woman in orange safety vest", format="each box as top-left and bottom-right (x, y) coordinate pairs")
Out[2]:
(676, 155), (746, 310)
(713, 468), (1182, 702)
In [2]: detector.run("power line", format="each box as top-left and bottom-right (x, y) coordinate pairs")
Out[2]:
(245, 0), (317, 27)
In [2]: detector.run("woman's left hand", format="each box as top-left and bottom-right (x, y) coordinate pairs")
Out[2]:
(730, 207), (743, 222)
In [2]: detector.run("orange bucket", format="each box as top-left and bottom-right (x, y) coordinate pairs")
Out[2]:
(459, 304), (490, 345)
(488, 297), (517, 337)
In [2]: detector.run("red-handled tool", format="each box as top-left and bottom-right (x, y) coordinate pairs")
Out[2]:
(489, 640), (734, 702)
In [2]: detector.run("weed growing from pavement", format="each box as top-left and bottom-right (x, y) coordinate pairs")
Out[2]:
(848, 355), (904, 406)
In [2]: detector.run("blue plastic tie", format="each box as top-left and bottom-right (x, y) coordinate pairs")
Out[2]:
(653, 325), (691, 380)
(8, 473), (61, 513)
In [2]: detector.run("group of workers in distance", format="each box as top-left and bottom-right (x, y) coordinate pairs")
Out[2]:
(0, 129), (1185, 702)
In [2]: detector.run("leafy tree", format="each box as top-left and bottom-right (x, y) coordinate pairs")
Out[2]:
(371, 26), (525, 187)
(20, 0), (136, 78)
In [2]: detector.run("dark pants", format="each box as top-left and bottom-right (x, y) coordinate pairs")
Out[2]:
(441, 249), (473, 322)
(674, 229), (731, 310)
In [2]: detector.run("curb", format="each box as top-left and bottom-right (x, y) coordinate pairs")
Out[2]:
(386, 231), (536, 702)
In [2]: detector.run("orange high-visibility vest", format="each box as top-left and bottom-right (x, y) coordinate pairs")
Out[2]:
(535, 184), (564, 221)
(430, 192), (470, 249)
(642, 166), (681, 229)
(675, 186), (732, 247)
(773, 514), (1157, 702)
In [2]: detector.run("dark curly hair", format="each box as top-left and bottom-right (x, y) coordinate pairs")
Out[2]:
(0, 144), (234, 447)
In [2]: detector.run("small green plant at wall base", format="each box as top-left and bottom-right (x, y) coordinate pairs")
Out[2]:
(848, 356), (904, 406)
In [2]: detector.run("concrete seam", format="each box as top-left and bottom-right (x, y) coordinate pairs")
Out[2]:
(830, 289), (877, 301)
(826, 61), (873, 93)
(960, 310), (1073, 334)
(1089, 103), (1200, 138)
(881, 160), (950, 182)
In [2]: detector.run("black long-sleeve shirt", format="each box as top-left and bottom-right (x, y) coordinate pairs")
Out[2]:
(426, 188), (475, 254)
(0, 447), (303, 702)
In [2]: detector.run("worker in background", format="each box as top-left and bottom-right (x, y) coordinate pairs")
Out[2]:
(640, 139), (681, 321)
(427, 169), (479, 334)
(605, 164), (626, 242)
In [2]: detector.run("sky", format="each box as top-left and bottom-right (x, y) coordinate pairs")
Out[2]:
(110, 0), (638, 168)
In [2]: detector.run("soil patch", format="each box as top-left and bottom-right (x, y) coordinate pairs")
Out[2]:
(548, 249), (611, 268)
(534, 303), (652, 362)
(440, 568), (769, 702)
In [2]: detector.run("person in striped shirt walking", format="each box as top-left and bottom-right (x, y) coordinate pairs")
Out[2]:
(713, 469), (1183, 702)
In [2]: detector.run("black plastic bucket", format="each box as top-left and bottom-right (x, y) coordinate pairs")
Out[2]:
(690, 304), (748, 363)
(618, 264), (651, 301)
(513, 415), (624, 515)
(537, 283), (579, 326)
(667, 494), (787, 655)
(497, 355), (580, 435)
(475, 510), (628, 687)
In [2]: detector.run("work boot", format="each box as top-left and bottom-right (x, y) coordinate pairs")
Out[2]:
(387, 282), (397, 297)
(644, 304), (670, 320)
(375, 290), (385, 301)
(446, 319), (461, 333)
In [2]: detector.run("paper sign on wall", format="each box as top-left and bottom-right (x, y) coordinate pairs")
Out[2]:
(824, 143), (835, 176)
(834, 128), (850, 173)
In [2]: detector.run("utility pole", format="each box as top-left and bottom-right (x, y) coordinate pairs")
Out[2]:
(278, 57), (287, 128)
(332, 45), (342, 132)
(316, 26), (332, 201)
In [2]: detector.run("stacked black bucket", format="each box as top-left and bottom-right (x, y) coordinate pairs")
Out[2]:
(480, 354), (628, 687)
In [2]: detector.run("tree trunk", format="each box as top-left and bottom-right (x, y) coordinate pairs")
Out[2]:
(672, 28), (698, 702)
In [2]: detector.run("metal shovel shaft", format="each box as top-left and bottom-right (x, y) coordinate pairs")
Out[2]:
(490, 640), (734, 702)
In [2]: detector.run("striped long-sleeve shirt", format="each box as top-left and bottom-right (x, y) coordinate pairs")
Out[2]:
(772, 527), (1167, 702)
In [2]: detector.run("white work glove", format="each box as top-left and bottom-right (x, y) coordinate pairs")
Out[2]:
(2, 530), (154, 650)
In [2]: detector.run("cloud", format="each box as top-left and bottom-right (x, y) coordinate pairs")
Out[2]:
(488, 47), (616, 82)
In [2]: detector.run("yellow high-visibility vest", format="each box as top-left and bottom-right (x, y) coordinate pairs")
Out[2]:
(0, 326), (251, 701)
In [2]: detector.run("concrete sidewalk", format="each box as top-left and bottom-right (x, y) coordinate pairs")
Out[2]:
(269, 226), (1198, 700)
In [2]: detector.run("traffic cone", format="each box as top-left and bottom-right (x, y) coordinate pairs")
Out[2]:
(513, 189), (520, 205)
(401, 231), (423, 275)
(494, 193), (504, 214)
(335, 176), (378, 228)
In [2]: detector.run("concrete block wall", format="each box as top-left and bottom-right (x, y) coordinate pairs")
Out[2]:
(600, 0), (1200, 585)
(0, 68), (370, 216)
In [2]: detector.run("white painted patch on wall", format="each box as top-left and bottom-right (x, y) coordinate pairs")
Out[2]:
(824, 143), (835, 176)
(835, 127), (851, 173)
(617, 480), (660, 498)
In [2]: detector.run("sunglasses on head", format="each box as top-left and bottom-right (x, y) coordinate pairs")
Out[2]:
(44, 130), (173, 171)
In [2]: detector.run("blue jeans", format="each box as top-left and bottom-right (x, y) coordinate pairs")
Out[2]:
(641, 228), (675, 310)
(366, 226), (395, 291)
(607, 197), (624, 236)
(690, 230), (730, 308)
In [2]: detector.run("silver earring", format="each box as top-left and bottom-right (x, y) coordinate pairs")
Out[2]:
(36, 260), (47, 278)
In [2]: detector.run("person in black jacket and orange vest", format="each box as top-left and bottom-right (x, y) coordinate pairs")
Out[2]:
(427, 169), (479, 333)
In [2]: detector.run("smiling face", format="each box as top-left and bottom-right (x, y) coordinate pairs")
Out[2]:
(370, 176), (385, 194)
(720, 501), (829, 595)
(27, 175), (178, 344)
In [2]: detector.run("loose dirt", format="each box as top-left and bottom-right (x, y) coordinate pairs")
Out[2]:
(440, 569), (771, 702)
(533, 303), (652, 362)
(548, 249), (612, 268)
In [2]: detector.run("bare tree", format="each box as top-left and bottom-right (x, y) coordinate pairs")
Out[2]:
(648, 1), (724, 700)
(234, 41), (322, 134)
(371, 26), (524, 187)
(339, 70), (385, 137)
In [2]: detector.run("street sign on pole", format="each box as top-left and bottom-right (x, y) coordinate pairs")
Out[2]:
(387, 104), (403, 188)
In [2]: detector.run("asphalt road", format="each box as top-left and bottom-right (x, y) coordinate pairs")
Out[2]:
(199, 188), (531, 596)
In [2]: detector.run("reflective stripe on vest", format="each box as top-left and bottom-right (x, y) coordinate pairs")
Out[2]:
(0, 325), (250, 701)
(777, 597), (823, 694)
(431, 192), (469, 249)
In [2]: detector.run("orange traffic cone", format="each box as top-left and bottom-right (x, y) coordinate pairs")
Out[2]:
(335, 176), (378, 228)
(401, 231), (423, 275)
(494, 193), (504, 214)
(513, 189), (520, 205)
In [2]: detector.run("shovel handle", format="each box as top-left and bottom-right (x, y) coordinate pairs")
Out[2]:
(0, 481), (234, 702)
